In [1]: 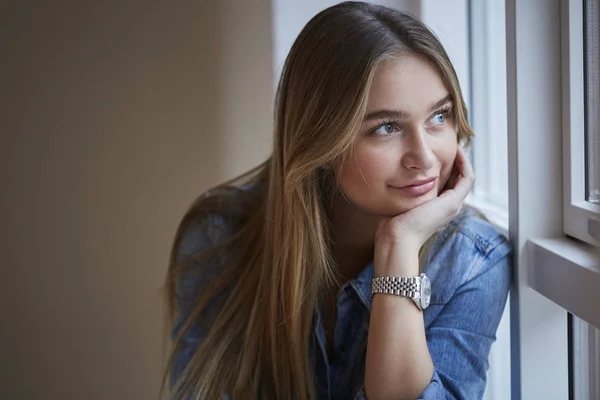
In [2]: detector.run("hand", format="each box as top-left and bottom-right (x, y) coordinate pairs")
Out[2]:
(374, 147), (475, 276)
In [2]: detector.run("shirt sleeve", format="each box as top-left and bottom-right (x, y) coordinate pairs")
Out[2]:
(173, 213), (511, 400)
(352, 241), (511, 400)
(418, 241), (512, 400)
(354, 244), (511, 400)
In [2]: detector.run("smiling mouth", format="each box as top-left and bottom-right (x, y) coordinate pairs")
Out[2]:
(390, 177), (438, 196)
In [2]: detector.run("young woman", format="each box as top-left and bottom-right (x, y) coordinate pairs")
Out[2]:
(164, 2), (511, 399)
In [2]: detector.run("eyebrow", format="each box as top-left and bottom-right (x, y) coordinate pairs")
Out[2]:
(364, 94), (453, 121)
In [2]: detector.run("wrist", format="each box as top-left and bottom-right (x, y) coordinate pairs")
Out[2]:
(373, 244), (420, 277)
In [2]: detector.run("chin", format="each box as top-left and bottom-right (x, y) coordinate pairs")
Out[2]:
(354, 185), (441, 217)
(384, 191), (439, 216)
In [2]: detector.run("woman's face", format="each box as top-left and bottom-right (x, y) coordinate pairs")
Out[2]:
(334, 55), (459, 217)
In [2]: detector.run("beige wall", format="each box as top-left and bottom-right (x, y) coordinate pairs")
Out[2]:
(0, 1), (273, 399)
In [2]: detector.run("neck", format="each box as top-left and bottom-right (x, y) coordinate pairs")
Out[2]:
(329, 193), (380, 283)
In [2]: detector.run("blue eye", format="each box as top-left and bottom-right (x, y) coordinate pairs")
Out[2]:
(430, 112), (446, 125)
(373, 122), (399, 136)
(429, 107), (453, 126)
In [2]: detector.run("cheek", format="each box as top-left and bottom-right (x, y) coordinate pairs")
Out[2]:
(334, 146), (393, 190)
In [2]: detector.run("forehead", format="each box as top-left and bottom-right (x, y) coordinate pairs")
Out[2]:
(366, 55), (449, 115)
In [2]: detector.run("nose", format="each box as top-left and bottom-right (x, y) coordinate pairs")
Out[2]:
(401, 129), (435, 171)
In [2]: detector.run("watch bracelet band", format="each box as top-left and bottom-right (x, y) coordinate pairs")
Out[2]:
(371, 276), (420, 298)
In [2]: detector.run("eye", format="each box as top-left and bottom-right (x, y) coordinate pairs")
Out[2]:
(372, 122), (400, 136)
(430, 112), (446, 126)
(428, 106), (452, 126)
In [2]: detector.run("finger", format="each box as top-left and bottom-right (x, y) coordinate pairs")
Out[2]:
(450, 175), (471, 203)
(439, 147), (469, 196)
(456, 146), (475, 183)
(448, 157), (462, 189)
(450, 147), (475, 198)
(441, 152), (461, 191)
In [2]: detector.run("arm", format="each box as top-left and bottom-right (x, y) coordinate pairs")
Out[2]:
(169, 214), (228, 398)
(169, 219), (210, 395)
(364, 247), (434, 400)
(362, 242), (511, 400)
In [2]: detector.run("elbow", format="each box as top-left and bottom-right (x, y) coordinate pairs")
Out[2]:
(364, 365), (434, 400)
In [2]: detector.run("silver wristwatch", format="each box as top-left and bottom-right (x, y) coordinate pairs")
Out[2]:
(371, 273), (432, 310)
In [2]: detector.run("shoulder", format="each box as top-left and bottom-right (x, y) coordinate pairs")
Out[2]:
(174, 184), (264, 302)
(175, 185), (254, 264)
(173, 192), (242, 307)
(175, 211), (233, 264)
(424, 207), (512, 303)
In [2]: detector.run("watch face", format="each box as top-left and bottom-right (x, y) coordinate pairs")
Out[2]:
(420, 275), (431, 309)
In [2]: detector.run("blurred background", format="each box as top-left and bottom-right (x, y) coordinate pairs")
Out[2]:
(1, 1), (275, 399)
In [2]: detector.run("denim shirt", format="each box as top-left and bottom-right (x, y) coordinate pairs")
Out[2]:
(171, 207), (512, 399)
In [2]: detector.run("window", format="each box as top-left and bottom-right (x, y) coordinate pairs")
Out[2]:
(507, 0), (600, 399)
(468, 0), (509, 230)
(565, 0), (600, 247)
(573, 316), (600, 400)
(569, 2), (600, 399)
(585, 0), (600, 207)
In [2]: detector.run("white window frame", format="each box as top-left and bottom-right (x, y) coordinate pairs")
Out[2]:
(517, 0), (600, 332)
(564, 0), (600, 247)
(573, 316), (600, 400)
(506, 0), (569, 396)
(507, 0), (600, 399)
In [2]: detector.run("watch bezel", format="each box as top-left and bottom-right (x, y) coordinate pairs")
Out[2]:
(421, 274), (431, 309)
(413, 273), (431, 310)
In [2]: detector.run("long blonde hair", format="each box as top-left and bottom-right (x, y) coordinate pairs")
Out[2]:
(163, 2), (473, 399)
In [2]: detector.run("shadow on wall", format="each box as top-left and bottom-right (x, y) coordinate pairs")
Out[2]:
(0, 1), (273, 399)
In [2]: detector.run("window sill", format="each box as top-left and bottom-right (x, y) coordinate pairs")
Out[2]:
(527, 237), (600, 329)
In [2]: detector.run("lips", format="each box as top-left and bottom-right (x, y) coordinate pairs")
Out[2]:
(398, 177), (437, 188)
(390, 177), (438, 197)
